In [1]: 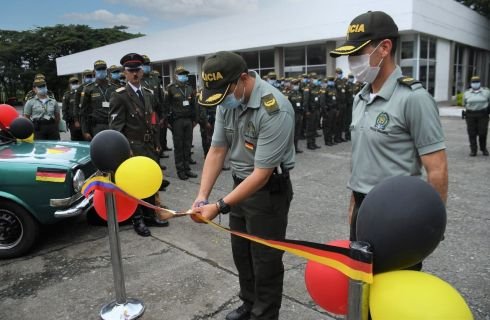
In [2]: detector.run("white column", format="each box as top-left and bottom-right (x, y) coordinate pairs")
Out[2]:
(434, 38), (451, 102)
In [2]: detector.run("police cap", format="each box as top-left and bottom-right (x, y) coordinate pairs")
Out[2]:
(34, 73), (45, 80)
(94, 60), (107, 70)
(69, 75), (79, 83)
(33, 78), (46, 87)
(267, 71), (277, 80)
(330, 11), (399, 57)
(327, 75), (335, 81)
(198, 51), (247, 107)
(336, 67), (343, 73)
(471, 76), (480, 82)
(142, 55), (151, 65)
(83, 69), (94, 76)
(109, 65), (122, 73)
(120, 53), (144, 70)
(175, 66), (189, 75)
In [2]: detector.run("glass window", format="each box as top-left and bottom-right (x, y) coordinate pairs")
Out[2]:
(260, 50), (274, 68)
(429, 39), (436, 59)
(306, 65), (326, 79)
(401, 41), (414, 59)
(420, 37), (428, 59)
(240, 51), (259, 69)
(162, 63), (170, 77)
(307, 44), (326, 65)
(285, 46), (305, 67)
(401, 66), (414, 77)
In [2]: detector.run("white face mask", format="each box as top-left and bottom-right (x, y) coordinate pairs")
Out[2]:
(348, 42), (384, 84)
(471, 82), (481, 90)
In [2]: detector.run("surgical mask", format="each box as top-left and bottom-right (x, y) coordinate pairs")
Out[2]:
(177, 74), (188, 83)
(348, 77), (355, 83)
(84, 77), (93, 84)
(111, 72), (121, 80)
(273, 82), (281, 88)
(471, 82), (481, 90)
(348, 42), (384, 84)
(292, 85), (299, 91)
(142, 65), (151, 74)
(220, 79), (245, 110)
(95, 70), (107, 80)
(302, 78), (309, 84)
(320, 83), (327, 89)
(267, 79), (276, 85)
(313, 79), (321, 86)
(37, 86), (47, 96)
(336, 73), (343, 79)
(70, 84), (80, 90)
(327, 81), (335, 87)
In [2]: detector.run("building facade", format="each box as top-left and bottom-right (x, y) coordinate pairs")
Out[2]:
(56, 0), (489, 102)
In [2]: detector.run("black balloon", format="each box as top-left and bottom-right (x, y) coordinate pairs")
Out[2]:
(90, 130), (131, 172)
(9, 117), (34, 139)
(356, 176), (446, 274)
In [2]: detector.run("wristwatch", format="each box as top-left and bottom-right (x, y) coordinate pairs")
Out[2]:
(216, 198), (231, 214)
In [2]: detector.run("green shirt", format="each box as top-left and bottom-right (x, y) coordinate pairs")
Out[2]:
(348, 66), (446, 194)
(211, 71), (295, 179)
(463, 87), (490, 111)
(24, 96), (60, 121)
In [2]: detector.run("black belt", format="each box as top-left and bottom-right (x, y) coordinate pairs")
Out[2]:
(466, 109), (487, 114)
(35, 118), (55, 124)
(127, 133), (153, 143)
(233, 167), (291, 191)
(353, 191), (366, 207)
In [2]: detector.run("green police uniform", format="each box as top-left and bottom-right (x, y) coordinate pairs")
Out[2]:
(334, 76), (348, 142)
(303, 82), (322, 149)
(24, 94), (60, 140)
(286, 80), (304, 153)
(344, 77), (355, 140)
(322, 78), (338, 146)
(61, 76), (83, 141)
(165, 67), (197, 179)
(463, 78), (490, 155)
(80, 80), (117, 138)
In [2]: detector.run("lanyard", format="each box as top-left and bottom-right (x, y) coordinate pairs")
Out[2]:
(98, 85), (110, 102)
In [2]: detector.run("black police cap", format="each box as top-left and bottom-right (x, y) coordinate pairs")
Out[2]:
(120, 53), (144, 69)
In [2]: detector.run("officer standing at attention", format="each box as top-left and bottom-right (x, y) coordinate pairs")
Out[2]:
(74, 69), (95, 122)
(24, 78), (60, 140)
(80, 60), (117, 141)
(109, 53), (169, 237)
(344, 72), (356, 141)
(62, 75), (84, 141)
(304, 73), (322, 150)
(192, 51), (295, 320)
(322, 76), (339, 146)
(334, 67), (348, 143)
(165, 66), (198, 180)
(330, 11), (448, 254)
(108, 65), (124, 87)
(288, 78), (304, 153)
(463, 75), (490, 156)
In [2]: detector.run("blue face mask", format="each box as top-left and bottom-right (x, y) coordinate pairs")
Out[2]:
(348, 77), (354, 83)
(471, 82), (481, 90)
(95, 70), (107, 80)
(142, 65), (151, 74)
(302, 78), (309, 84)
(292, 85), (299, 91)
(111, 72), (121, 80)
(273, 82), (281, 88)
(37, 86), (47, 96)
(336, 72), (343, 79)
(313, 79), (321, 86)
(84, 77), (93, 84)
(220, 80), (245, 110)
(177, 74), (188, 82)
(327, 81), (335, 87)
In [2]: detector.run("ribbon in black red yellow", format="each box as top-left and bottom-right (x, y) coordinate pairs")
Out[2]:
(81, 176), (373, 283)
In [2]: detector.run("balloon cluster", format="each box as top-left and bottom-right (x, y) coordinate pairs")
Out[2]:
(304, 176), (472, 319)
(90, 130), (163, 222)
(0, 104), (34, 140)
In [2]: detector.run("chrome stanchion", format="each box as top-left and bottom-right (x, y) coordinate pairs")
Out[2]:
(346, 241), (372, 320)
(100, 174), (144, 320)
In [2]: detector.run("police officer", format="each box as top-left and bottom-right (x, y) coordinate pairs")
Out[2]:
(23, 78), (60, 140)
(196, 89), (212, 157)
(74, 69), (95, 134)
(61, 75), (83, 141)
(304, 73), (322, 150)
(80, 60), (118, 141)
(192, 51), (294, 320)
(287, 78), (304, 153)
(24, 74), (55, 102)
(344, 73), (356, 141)
(108, 65), (124, 87)
(322, 76), (338, 146)
(463, 75), (490, 156)
(330, 11), (448, 253)
(334, 67), (348, 143)
(109, 53), (169, 237)
(165, 66), (198, 180)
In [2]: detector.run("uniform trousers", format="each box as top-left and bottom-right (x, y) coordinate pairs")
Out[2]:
(294, 112), (303, 149)
(465, 111), (489, 152)
(322, 109), (336, 143)
(305, 111), (317, 145)
(34, 120), (60, 140)
(172, 117), (193, 173)
(229, 177), (293, 320)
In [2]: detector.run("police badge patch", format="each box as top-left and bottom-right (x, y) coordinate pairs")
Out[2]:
(374, 112), (389, 130)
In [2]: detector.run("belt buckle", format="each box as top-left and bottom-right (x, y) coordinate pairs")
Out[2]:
(144, 133), (151, 142)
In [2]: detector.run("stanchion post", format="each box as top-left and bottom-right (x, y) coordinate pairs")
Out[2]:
(346, 241), (372, 320)
(100, 173), (145, 320)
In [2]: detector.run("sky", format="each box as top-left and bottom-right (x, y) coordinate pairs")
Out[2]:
(1, 0), (287, 35)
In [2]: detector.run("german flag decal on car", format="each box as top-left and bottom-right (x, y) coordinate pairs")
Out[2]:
(36, 168), (67, 183)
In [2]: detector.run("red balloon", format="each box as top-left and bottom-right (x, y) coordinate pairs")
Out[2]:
(0, 104), (19, 128)
(93, 190), (138, 222)
(305, 239), (351, 315)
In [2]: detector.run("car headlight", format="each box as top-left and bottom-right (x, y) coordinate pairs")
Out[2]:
(73, 169), (85, 193)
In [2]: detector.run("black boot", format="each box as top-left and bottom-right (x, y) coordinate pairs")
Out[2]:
(307, 143), (316, 150)
(178, 171), (189, 180)
(185, 170), (198, 178)
(482, 149), (489, 156)
(133, 216), (151, 237)
(225, 304), (251, 320)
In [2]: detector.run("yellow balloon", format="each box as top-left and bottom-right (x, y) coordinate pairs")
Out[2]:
(19, 133), (34, 143)
(115, 156), (162, 199)
(370, 271), (473, 320)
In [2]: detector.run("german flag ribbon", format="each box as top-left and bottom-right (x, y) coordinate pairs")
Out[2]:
(36, 168), (67, 183)
(81, 176), (373, 283)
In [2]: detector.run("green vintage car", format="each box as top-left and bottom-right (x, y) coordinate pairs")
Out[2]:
(0, 139), (96, 258)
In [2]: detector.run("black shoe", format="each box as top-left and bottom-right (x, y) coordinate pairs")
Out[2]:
(178, 172), (189, 180)
(133, 218), (151, 237)
(334, 138), (342, 143)
(470, 151), (477, 157)
(482, 149), (489, 156)
(225, 305), (251, 320)
(163, 146), (172, 151)
(307, 144), (316, 150)
(222, 166), (230, 171)
(325, 141), (334, 146)
(295, 149), (303, 154)
(160, 179), (170, 191)
(313, 143), (321, 149)
(144, 215), (169, 227)
(189, 158), (197, 165)
(159, 164), (167, 170)
(185, 170), (198, 178)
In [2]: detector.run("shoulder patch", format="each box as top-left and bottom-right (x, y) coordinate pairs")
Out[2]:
(397, 77), (422, 90)
(261, 93), (279, 115)
(116, 87), (126, 93)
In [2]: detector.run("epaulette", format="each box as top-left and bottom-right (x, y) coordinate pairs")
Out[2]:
(116, 87), (126, 93)
(143, 87), (153, 95)
(261, 93), (280, 115)
(397, 77), (422, 90)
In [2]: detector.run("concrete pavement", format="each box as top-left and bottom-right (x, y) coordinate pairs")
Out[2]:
(0, 116), (489, 320)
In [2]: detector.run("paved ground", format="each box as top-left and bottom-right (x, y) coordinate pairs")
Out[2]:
(1, 112), (489, 320)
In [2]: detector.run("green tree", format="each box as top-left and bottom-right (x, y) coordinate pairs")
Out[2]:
(0, 25), (143, 102)
(456, 0), (490, 18)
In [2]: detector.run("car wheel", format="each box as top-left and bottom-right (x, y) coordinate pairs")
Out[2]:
(0, 200), (40, 259)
